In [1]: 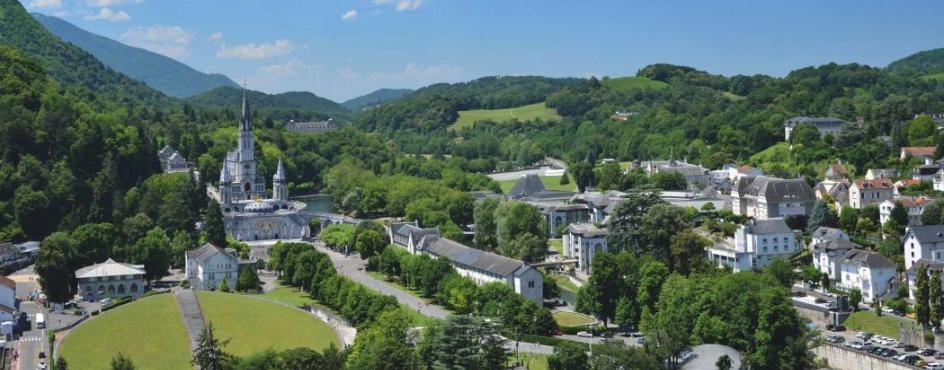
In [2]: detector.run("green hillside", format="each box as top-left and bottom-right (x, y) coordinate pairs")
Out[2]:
(887, 47), (944, 75)
(187, 86), (351, 120)
(0, 0), (165, 103)
(451, 102), (561, 130)
(33, 13), (237, 98)
(342, 88), (413, 111)
(603, 76), (668, 93)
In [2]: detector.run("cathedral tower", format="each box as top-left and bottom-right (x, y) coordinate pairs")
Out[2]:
(273, 157), (288, 201)
(234, 89), (257, 196)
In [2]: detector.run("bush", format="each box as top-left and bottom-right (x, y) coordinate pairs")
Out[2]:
(180, 279), (190, 289)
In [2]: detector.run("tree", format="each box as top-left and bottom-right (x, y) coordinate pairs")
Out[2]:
(582, 253), (621, 325)
(559, 172), (570, 186)
(821, 272), (830, 290)
(848, 289), (862, 311)
(716, 354), (732, 370)
(500, 233), (547, 263)
(639, 204), (692, 264)
(472, 197), (499, 250)
(35, 232), (75, 303)
(888, 201), (909, 235)
(170, 230), (193, 268)
(354, 229), (386, 259)
(790, 124), (821, 145)
(765, 257), (794, 288)
(614, 296), (639, 330)
(71, 223), (118, 267)
(802, 265), (821, 286)
(203, 200), (227, 247)
(807, 200), (838, 234)
(642, 275), (697, 369)
(571, 161), (596, 192)
(193, 323), (233, 370)
(917, 264), (931, 327)
(237, 266), (261, 292)
(110, 353), (136, 370)
(606, 192), (665, 254)
(636, 260), (669, 316)
(932, 270), (944, 328)
(838, 207), (859, 233)
(542, 273), (560, 300)
(57, 356), (69, 370)
(218, 278), (230, 293)
(131, 227), (172, 283)
(669, 228), (708, 275)
(922, 200), (944, 225)
(548, 343), (588, 370)
(596, 162), (622, 191)
(909, 115), (938, 146)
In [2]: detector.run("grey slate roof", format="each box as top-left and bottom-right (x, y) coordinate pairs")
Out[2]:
(907, 259), (944, 275)
(842, 249), (895, 270)
(784, 116), (847, 128)
(186, 243), (235, 263)
(508, 174), (574, 200)
(813, 239), (861, 257)
(907, 225), (944, 244)
(568, 222), (608, 237)
(422, 236), (529, 276)
(743, 218), (792, 235)
(391, 221), (419, 237)
(737, 176), (815, 203)
(812, 227), (845, 241)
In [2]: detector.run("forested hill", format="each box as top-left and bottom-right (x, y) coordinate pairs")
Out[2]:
(186, 86), (352, 121)
(0, 0), (166, 104)
(887, 48), (944, 76)
(353, 76), (579, 132)
(342, 88), (413, 111)
(33, 13), (238, 98)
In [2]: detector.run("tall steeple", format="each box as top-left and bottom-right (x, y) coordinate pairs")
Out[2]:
(273, 157), (288, 201)
(240, 88), (252, 132)
(274, 157), (286, 181)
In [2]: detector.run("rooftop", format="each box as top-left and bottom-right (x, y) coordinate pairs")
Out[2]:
(421, 236), (532, 277)
(75, 258), (145, 279)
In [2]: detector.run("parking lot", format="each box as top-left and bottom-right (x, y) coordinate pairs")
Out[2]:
(826, 331), (944, 368)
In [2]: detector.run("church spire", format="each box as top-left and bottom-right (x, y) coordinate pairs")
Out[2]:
(274, 157), (286, 181)
(220, 162), (231, 183)
(240, 87), (251, 132)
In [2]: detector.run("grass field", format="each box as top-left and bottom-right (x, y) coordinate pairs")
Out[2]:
(451, 102), (561, 130)
(549, 239), (563, 256)
(510, 352), (550, 370)
(498, 175), (576, 193)
(603, 76), (668, 93)
(722, 91), (746, 101)
(552, 274), (580, 292)
(197, 291), (338, 357)
(59, 294), (192, 370)
(263, 282), (435, 327)
(842, 311), (919, 340)
(553, 311), (596, 327)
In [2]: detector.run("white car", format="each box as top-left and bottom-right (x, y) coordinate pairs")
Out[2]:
(926, 363), (944, 370)
(848, 341), (866, 350)
(882, 307), (896, 314)
(576, 331), (593, 338)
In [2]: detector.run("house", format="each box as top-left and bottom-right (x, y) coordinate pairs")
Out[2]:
(638, 159), (709, 188)
(389, 221), (441, 254)
(912, 164), (941, 181)
(408, 235), (543, 304)
(721, 164), (763, 182)
(563, 223), (608, 274)
(536, 203), (591, 237)
(904, 225), (944, 271)
(836, 249), (896, 303)
(783, 116), (847, 141)
(900, 147), (936, 162)
(880, 197), (932, 226)
(849, 179), (895, 209)
(75, 259), (146, 302)
(610, 111), (638, 121)
(705, 218), (800, 271)
(185, 243), (239, 290)
(813, 239), (861, 280)
(285, 119), (337, 134)
(907, 259), (944, 301)
(731, 176), (816, 219)
(865, 168), (899, 181)
(824, 163), (849, 181)
(814, 180), (849, 209)
(157, 146), (189, 173)
(809, 226), (849, 251)
(0, 276), (15, 322)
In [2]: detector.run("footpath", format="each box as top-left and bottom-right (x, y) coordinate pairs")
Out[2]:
(174, 288), (207, 351)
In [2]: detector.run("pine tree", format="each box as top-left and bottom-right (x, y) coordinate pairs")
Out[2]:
(931, 270), (944, 328)
(807, 200), (837, 234)
(218, 278), (230, 293)
(917, 265), (931, 327)
(193, 323), (232, 370)
(57, 356), (69, 370)
(237, 266), (261, 292)
(110, 353), (136, 370)
(203, 199), (227, 247)
(559, 172), (570, 185)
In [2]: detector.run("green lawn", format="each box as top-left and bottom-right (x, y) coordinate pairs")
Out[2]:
(603, 76), (668, 93)
(261, 285), (316, 307)
(510, 352), (550, 370)
(551, 274), (579, 292)
(498, 175), (576, 193)
(553, 311), (596, 327)
(451, 102), (561, 130)
(59, 294), (192, 370)
(197, 292), (338, 357)
(842, 311), (919, 340)
(549, 239), (563, 256)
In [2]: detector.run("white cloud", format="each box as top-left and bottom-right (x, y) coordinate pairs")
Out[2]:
(260, 59), (322, 77)
(121, 25), (193, 58)
(340, 9), (357, 21)
(207, 32), (223, 42)
(86, 0), (143, 7)
(369, 62), (462, 82)
(374, 0), (422, 11)
(52, 10), (71, 17)
(84, 7), (131, 22)
(337, 66), (361, 80)
(216, 39), (293, 60)
(28, 0), (61, 9)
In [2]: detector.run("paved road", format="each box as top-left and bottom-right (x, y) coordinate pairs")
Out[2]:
(17, 302), (46, 370)
(174, 288), (207, 350)
(313, 243), (556, 354)
(487, 167), (565, 181)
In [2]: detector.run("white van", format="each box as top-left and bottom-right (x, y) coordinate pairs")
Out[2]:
(35, 313), (45, 329)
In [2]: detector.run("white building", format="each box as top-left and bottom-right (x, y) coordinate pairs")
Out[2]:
(865, 168), (899, 181)
(879, 197), (932, 226)
(812, 239), (861, 281)
(388, 224), (543, 304)
(835, 249), (896, 303)
(783, 116), (846, 141)
(705, 218), (800, 271)
(731, 176), (816, 219)
(185, 243), (240, 290)
(809, 227), (849, 251)
(75, 259), (146, 302)
(849, 179), (895, 209)
(563, 223), (608, 274)
(904, 225), (944, 271)
(0, 277), (15, 322)
(158, 146), (189, 173)
(900, 147), (936, 162)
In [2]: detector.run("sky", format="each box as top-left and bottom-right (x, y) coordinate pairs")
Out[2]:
(21, 0), (944, 102)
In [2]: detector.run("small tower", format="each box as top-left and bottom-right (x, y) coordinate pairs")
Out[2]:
(219, 163), (232, 206)
(273, 157), (288, 201)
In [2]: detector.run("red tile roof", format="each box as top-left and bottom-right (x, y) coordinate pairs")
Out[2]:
(902, 147), (936, 157)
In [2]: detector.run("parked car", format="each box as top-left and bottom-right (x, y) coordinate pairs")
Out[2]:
(926, 362), (944, 370)
(636, 336), (646, 344)
(576, 331), (592, 338)
(921, 348), (938, 356)
(857, 332), (874, 340)
(815, 298), (827, 304)
(825, 336), (844, 344)
(882, 349), (899, 358)
(904, 344), (920, 352)
(935, 352), (944, 360)
(848, 341), (867, 350)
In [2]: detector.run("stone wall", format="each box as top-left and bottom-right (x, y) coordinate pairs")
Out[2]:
(815, 343), (919, 370)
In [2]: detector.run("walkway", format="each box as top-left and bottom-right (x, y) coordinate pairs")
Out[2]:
(173, 288), (207, 351)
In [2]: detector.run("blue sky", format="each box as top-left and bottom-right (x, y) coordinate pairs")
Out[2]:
(22, 0), (944, 101)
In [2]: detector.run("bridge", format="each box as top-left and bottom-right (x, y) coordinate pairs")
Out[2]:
(307, 212), (363, 231)
(530, 259), (579, 269)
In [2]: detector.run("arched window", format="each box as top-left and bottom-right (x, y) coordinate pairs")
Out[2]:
(107, 285), (116, 294)
(130, 284), (138, 293)
(117, 284), (126, 294)
(244, 182), (251, 192)
(98, 285), (106, 294)
(224, 208), (230, 213)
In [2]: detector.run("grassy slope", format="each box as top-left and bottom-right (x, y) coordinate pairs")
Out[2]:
(923, 73), (944, 82)
(842, 311), (919, 340)
(553, 311), (596, 327)
(265, 281), (435, 327)
(510, 353), (549, 370)
(197, 291), (338, 357)
(498, 175), (576, 193)
(59, 294), (191, 370)
(603, 76), (669, 93)
(451, 102), (561, 130)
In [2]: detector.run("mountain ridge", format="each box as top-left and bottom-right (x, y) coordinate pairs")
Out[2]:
(342, 88), (414, 111)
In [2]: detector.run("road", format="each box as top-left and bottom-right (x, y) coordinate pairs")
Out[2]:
(313, 243), (557, 354)
(486, 166), (565, 181)
(10, 266), (45, 370)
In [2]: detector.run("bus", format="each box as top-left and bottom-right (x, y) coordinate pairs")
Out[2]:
(35, 313), (45, 329)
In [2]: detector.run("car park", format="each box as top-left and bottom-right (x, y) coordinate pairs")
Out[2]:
(882, 348), (899, 358)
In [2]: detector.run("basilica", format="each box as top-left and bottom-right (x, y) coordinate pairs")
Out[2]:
(212, 91), (310, 242)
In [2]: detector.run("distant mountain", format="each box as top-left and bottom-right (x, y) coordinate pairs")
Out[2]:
(0, 0), (165, 103)
(887, 48), (944, 76)
(32, 13), (237, 98)
(186, 86), (351, 120)
(342, 88), (413, 111)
